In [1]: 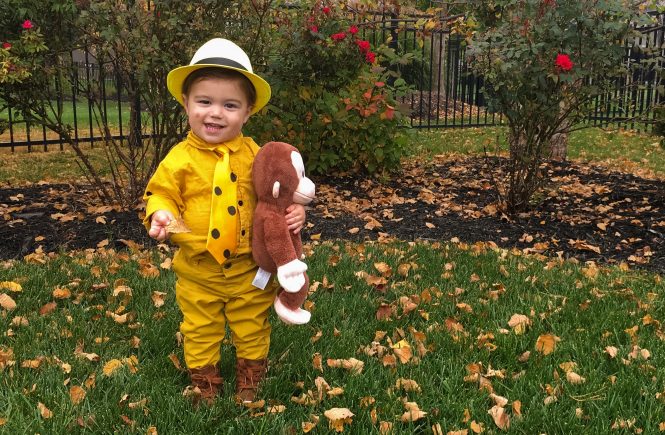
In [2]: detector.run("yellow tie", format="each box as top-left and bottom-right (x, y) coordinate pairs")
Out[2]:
(206, 145), (238, 264)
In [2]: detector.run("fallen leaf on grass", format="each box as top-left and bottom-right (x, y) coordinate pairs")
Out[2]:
(53, 287), (71, 299)
(507, 314), (531, 335)
(566, 371), (586, 384)
(401, 401), (427, 422)
(488, 405), (509, 430)
(70, 386), (86, 405)
(0, 281), (22, 292)
(151, 291), (166, 308)
(168, 353), (184, 371)
(39, 302), (57, 316)
(301, 414), (320, 433)
(0, 294), (16, 310)
(324, 408), (354, 432)
(37, 402), (53, 419)
(535, 334), (561, 355)
(396, 378), (422, 393)
(327, 357), (364, 374)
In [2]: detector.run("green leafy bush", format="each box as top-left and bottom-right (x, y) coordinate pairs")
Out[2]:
(248, 0), (411, 176)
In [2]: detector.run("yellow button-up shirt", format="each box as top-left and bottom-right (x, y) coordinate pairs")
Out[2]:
(143, 132), (259, 277)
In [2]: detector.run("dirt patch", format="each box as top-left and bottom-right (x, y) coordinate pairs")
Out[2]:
(1, 155), (663, 273)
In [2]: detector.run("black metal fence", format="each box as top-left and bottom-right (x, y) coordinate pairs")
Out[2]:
(2, 13), (664, 151)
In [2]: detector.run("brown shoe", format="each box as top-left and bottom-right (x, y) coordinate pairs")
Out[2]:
(188, 364), (223, 406)
(235, 358), (268, 403)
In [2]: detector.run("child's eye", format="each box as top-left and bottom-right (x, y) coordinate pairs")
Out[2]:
(225, 103), (239, 109)
(197, 99), (210, 105)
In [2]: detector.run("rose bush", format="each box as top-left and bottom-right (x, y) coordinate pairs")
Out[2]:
(466, 0), (652, 213)
(247, 0), (411, 175)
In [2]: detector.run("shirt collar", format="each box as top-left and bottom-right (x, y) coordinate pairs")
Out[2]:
(186, 131), (243, 153)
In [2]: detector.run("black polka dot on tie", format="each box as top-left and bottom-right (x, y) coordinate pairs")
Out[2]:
(211, 229), (220, 239)
(145, 191), (152, 196)
(224, 263), (232, 269)
(241, 229), (246, 236)
(228, 206), (236, 216)
(223, 249), (231, 258)
(230, 172), (237, 182)
(214, 186), (222, 195)
(238, 200), (244, 206)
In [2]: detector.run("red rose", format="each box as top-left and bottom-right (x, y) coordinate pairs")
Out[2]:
(349, 25), (359, 35)
(555, 53), (573, 71)
(309, 25), (319, 33)
(365, 51), (376, 64)
(322, 6), (331, 15)
(22, 19), (33, 30)
(2, 42), (11, 50)
(331, 32), (346, 41)
(356, 40), (370, 53)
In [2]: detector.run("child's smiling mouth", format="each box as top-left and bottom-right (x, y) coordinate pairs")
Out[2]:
(205, 123), (224, 131)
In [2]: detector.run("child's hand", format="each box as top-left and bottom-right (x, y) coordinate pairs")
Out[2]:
(149, 210), (176, 241)
(285, 204), (306, 234)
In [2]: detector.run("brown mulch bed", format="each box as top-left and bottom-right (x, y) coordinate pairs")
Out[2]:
(1, 154), (664, 273)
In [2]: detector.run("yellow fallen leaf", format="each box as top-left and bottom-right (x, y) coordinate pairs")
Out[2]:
(0, 294), (17, 310)
(400, 409), (427, 422)
(151, 291), (166, 308)
(324, 407), (354, 432)
(488, 405), (510, 430)
(53, 287), (71, 299)
(0, 281), (22, 292)
(507, 314), (531, 335)
(396, 378), (422, 393)
(103, 359), (123, 376)
(70, 386), (86, 405)
(37, 402), (53, 419)
(535, 334), (560, 355)
(326, 357), (364, 374)
(470, 420), (485, 433)
(566, 371), (586, 384)
(313, 352), (323, 372)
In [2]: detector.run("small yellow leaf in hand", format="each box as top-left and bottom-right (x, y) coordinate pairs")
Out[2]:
(165, 217), (191, 233)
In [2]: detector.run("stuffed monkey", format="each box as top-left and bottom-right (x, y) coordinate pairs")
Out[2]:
(252, 141), (315, 325)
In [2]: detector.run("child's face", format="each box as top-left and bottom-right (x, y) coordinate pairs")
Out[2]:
(182, 76), (253, 144)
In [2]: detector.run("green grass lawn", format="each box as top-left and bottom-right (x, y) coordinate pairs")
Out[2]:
(0, 241), (663, 432)
(415, 126), (665, 177)
(1, 126), (664, 432)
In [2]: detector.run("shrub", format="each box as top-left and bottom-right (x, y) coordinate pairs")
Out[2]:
(466, 0), (653, 213)
(247, 0), (412, 176)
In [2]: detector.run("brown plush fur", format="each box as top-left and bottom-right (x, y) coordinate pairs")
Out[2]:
(252, 141), (309, 314)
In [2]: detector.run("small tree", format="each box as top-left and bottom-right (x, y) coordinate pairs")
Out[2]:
(466, 0), (652, 213)
(1, 0), (269, 208)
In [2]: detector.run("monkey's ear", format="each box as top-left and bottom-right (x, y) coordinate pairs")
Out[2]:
(272, 181), (280, 199)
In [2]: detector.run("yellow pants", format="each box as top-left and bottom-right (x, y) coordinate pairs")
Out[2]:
(172, 251), (278, 369)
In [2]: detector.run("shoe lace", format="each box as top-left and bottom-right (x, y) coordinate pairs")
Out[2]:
(237, 360), (267, 391)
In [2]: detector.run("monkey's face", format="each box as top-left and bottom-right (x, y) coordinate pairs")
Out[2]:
(290, 151), (315, 205)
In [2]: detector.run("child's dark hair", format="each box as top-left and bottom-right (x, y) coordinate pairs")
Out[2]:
(182, 67), (257, 107)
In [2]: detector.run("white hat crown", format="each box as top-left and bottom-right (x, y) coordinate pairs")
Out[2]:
(189, 38), (254, 74)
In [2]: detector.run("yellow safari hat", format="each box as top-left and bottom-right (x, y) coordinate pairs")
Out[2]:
(167, 38), (271, 115)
